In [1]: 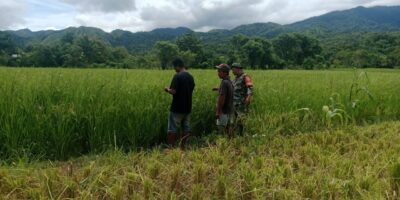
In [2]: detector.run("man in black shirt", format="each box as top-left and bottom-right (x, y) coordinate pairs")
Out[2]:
(214, 64), (234, 137)
(164, 58), (195, 149)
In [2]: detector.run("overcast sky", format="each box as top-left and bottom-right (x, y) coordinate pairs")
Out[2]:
(0, 0), (399, 32)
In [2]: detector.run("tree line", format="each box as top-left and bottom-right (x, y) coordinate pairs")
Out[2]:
(1, 31), (399, 69)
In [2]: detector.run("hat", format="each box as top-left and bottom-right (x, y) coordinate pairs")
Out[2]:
(231, 63), (243, 69)
(216, 63), (230, 72)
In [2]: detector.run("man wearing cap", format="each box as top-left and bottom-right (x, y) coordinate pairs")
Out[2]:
(214, 64), (234, 137)
(231, 63), (254, 135)
(164, 58), (195, 150)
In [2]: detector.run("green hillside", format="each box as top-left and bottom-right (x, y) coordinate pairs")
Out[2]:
(2, 6), (400, 52)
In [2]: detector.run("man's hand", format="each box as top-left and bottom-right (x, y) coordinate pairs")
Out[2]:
(165, 87), (177, 95)
(244, 95), (252, 105)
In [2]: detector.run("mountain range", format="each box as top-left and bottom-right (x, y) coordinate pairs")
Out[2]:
(2, 5), (400, 52)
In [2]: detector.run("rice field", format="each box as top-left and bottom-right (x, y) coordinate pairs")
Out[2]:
(1, 122), (399, 199)
(0, 67), (399, 160)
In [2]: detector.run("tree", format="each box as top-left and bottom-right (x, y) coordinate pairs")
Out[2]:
(179, 50), (196, 68)
(228, 34), (250, 65)
(254, 38), (274, 69)
(0, 51), (9, 65)
(273, 34), (299, 66)
(176, 33), (204, 67)
(351, 50), (370, 68)
(273, 33), (322, 67)
(388, 47), (400, 67)
(229, 35), (281, 69)
(75, 36), (112, 65)
(243, 39), (264, 69)
(61, 32), (75, 44)
(303, 55), (327, 70)
(155, 41), (178, 70)
(63, 44), (86, 67)
(0, 33), (16, 54)
(25, 45), (57, 67)
(298, 34), (322, 63)
(112, 47), (130, 61)
(231, 34), (250, 51)
(176, 33), (202, 54)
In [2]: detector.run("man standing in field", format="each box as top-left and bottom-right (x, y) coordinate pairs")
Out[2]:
(231, 63), (254, 135)
(164, 58), (195, 150)
(214, 64), (234, 137)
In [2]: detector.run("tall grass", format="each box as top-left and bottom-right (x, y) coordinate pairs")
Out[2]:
(0, 67), (399, 160)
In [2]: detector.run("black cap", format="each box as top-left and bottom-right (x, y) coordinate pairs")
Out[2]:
(216, 63), (230, 72)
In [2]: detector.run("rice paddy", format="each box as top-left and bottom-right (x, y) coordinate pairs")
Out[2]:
(1, 67), (400, 199)
(0, 67), (399, 160)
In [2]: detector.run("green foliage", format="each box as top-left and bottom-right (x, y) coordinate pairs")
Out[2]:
(0, 33), (17, 66)
(322, 94), (349, 128)
(22, 44), (58, 67)
(176, 33), (206, 68)
(75, 36), (112, 64)
(0, 68), (399, 160)
(228, 35), (277, 69)
(1, 6), (400, 69)
(0, 51), (10, 66)
(324, 32), (400, 68)
(273, 33), (322, 67)
(242, 39), (264, 69)
(155, 41), (178, 69)
(178, 50), (196, 67)
(392, 161), (400, 192)
(2, 27), (400, 69)
(176, 33), (203, 55)
(112, 47), (130, 61)
(15, 35), (141, 68)
(0, 33), (16, 54)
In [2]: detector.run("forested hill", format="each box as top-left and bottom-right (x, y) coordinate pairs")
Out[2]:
(2, 6), (400, 52)
(1, 5), (400, 69)
(289, 6), (400, 32)
(3, 27), (194, 52)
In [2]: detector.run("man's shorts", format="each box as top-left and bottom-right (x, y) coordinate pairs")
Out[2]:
(168, 112), (191, 134)
(216, 113), (233, 127)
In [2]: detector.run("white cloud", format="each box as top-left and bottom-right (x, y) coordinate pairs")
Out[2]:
(136, 0), (400, 31)
(21, 12), (77, 31)
(74, 12), (147, 32)
(62, 0), (136, 13)
(140, 0), (267, 30)
(1, 0), (400, 32)
(0, 1), (26, 29)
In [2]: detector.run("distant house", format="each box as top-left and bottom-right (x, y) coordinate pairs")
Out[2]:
(11, 54), (20, 58)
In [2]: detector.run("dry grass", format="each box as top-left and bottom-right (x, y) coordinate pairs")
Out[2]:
(1, 122), (399, 199)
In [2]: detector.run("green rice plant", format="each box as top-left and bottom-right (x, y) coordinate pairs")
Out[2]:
(349, 70), (374, 102)
(193, 163), (206, 184)
(0, 68), (399, 160)
(169, 165), (182, 192)
(392, 161), (400, 193)
(142, 178), (154, 199)
(322, 93), (350, 128)
(216, 174), (227, 198)
(147, 160), (161, 179)
(190, 184), (204, 200)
